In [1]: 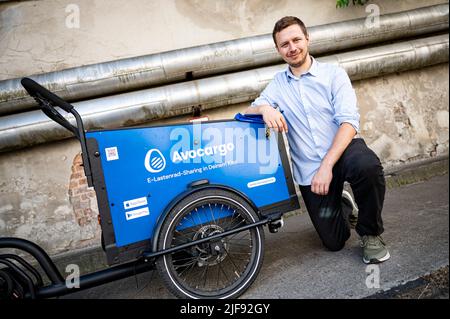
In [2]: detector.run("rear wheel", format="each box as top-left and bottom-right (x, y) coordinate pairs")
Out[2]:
(155, 188), (264, 299)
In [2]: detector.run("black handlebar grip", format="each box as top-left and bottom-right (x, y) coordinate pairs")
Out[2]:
(21, 77), (74, 113)
(21, 77), (80, 139)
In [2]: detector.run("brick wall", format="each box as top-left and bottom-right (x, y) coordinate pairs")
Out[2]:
(68, 153), (101, 240)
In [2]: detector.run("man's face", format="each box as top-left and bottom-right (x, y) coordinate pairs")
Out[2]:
(275, 24), (310, 68)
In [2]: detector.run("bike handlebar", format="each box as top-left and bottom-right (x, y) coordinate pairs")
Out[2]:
(21, 77), (80, 139)
(20, 77), (93, 187)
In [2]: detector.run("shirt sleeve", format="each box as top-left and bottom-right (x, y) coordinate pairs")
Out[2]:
(250, 78), (279, 109)
(331, 67), (360, 133)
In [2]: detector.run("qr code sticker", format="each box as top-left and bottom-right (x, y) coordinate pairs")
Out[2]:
(105, 147), (119, 161)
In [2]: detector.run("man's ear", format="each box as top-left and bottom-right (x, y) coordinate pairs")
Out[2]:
(275, 44), (280, 53)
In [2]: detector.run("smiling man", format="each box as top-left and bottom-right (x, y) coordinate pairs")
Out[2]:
(245, 16), (390, 264)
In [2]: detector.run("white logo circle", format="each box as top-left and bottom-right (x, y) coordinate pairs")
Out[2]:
(144, 149), (166, 173)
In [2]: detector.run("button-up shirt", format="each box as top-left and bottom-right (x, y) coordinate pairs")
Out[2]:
(251, 57), (360, 185)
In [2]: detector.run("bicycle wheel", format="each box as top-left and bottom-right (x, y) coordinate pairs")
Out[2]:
(155, 188), (264, 299)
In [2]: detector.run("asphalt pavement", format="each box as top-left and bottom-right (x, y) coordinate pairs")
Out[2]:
(61, 173), (449, 299)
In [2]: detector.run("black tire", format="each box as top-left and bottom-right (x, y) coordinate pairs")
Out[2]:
(155, 188), (264, 299)
(0, 269), (14, 299)
(0, 268), (25, 299)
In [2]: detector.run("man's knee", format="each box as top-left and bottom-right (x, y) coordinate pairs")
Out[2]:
(353, 155), (384, 181)
(322, 238), (347, 252)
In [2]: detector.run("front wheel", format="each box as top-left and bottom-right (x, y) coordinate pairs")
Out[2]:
(155, 188), (265, 299)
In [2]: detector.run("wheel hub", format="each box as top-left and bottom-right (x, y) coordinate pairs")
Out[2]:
(193, 224), (228, 266)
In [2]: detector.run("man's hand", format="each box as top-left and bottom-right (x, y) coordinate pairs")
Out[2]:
(246, 105), (288, 133)
(310, 123), (357, 195)
(311, 164), (333, 195)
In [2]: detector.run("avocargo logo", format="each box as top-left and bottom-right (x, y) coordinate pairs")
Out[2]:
(144, 149), (166, 173)
(172, 143), (234, 163)
(144, 143), (234, 173)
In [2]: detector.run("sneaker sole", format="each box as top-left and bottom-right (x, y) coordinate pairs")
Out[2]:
(363, 251), (391, 264)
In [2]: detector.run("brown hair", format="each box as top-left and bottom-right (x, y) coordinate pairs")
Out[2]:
(272, 16), (308, 46)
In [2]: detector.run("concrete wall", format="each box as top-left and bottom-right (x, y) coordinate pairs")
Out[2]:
(0, 140), (99, 254)
(356, 64), (449, 162)
(0, 0), (449, 257)
(0, 0), (447, 79)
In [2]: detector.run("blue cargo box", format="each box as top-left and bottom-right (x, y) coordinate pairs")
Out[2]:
(85, 119), (299, 265)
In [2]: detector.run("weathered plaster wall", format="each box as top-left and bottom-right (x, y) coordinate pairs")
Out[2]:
(0, 0), (447, 80)
(0, 139), (100, 254)
(356, 64), (449, 164)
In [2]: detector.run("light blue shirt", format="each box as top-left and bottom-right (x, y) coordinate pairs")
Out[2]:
(251, 57), (360, 186)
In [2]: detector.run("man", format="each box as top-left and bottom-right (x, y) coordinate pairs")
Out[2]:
(244, 16), (390, 264)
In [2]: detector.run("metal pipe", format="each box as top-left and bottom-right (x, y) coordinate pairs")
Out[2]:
(0, 4), (448, 115)
(0, 34), (447, 153)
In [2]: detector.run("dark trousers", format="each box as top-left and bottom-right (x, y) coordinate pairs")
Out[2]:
(299, 138), (385, 251)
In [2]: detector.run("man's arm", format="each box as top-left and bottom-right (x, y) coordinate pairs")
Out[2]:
(244, 104), (288, 133)
(311, 122), (356, 195)
(312, 66), (359, 195)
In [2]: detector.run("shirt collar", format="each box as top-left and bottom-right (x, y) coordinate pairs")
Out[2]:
(285, 56), (319, 81)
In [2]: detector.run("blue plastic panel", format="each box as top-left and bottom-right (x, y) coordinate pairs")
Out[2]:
(86, 120), (290, 247)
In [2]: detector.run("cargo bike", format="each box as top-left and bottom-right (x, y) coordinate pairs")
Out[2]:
(0, 78), (300, 299)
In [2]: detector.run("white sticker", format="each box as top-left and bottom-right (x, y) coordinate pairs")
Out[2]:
(105, 147), (119, 161)
(247, 177), (276, 188)
(123, 196), (148, 210)
(125, 207), (150, 221)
